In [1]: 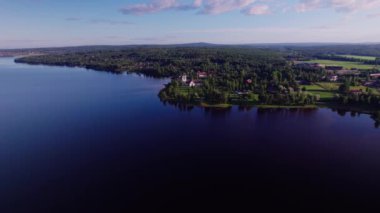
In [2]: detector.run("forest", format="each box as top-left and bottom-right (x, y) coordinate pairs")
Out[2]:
(14, 45), (380, 114)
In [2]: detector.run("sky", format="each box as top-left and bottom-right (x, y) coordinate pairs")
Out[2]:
(1, 0), (380, 48)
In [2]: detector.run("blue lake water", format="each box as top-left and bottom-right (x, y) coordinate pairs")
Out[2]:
(1, 57), (380, 212)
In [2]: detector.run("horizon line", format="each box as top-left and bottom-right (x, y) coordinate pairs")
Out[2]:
(2, 41), (380, 51)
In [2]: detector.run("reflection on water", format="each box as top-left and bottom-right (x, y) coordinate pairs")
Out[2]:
(162, 98), (380, 128)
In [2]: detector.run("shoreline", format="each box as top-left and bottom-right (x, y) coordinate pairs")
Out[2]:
(14, 59), (380, 116)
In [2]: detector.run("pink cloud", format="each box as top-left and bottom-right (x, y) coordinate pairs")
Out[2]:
(120, 0), (267, 15)
(244, 4), (271, 15)
(120, 0), (178, 15)
(295, 0), (380, 13)
(200, 0), (256, 15)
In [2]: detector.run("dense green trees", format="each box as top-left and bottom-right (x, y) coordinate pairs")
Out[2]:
(16, 47), (325, 106)
(15, 46), (380, 109)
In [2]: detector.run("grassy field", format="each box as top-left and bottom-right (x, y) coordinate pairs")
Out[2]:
(304, 82), (380, 97)
(303, 84), (336, 101)
(308, 59), (376, 70)
(316, 82), (340, 91)
(337, 54), (377, 61)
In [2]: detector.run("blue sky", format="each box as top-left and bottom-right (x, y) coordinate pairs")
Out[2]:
(1, 0), (380, 48)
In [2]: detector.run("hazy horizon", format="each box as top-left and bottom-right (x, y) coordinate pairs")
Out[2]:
(2, 0), (380, 48)
(4, 41), (380, 51)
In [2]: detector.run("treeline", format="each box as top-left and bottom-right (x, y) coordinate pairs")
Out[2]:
(15, 47), (285, 78)
(337, 93), (380, 106)
(279, 44), (380, 57)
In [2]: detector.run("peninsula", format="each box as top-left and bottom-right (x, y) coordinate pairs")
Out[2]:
(12, 44), (380, 121)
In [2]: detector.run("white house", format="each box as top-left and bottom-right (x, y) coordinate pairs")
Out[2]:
(189, 80), (196, 87)
(181, 74), (187, 83)
(370, 73), (380, 78)
(328, 75), (338, 82)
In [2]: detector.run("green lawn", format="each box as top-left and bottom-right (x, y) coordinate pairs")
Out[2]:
(316, 82), (340, 91)
(308, 59), (376, 70)
(337, 55), (377, 61)
(303, 84), (324, 91)
(304, 82), (380, 97)
(303, 84), (336, 101)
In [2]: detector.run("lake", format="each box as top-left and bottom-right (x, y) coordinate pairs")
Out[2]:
(1, 57), (380, 212)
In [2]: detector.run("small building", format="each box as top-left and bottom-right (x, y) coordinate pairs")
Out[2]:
(197, 71), (208, 78)
(370, 73), (380, 78)
(364, 81), (375, 87)
(364, 81), (380, 88)
(189, 80), (196, 87)
(328, 75), (338, 82)
(181, 74), (188, 83)
(246, 79), (253, 84)
(310, 63), (324, 68)
(336, 69), (359, 76)
(350, 89), (363, 95)
(236, 91), (250, 95)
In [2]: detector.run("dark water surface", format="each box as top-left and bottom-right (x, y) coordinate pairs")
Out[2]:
(1, 57), (380, 212)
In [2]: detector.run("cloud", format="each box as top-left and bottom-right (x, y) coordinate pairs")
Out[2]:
(120, 0), (273, 15)
(244, 4), (271, 15)
(65, 17), (82, 21)
(120, 0), (380, 16)
(200, 0), (256, 15)
(295, 0), (321, 12)
(120, 0), (179, 15)
(368, 12), (380, 18)
(65, 17), (133, 25)
(295, 0), (380, 13)
(90, 19), (133, 25)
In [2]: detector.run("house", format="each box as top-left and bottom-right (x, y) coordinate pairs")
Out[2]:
(336, 70), (359, 76)
(246, 79), (253, 84)
(189, 80), (196, 87)
(197, 71), (208, 78)
(328, 75), (338, 82)
(364, 80), (380, 88)
(370, 73), (380, 78)
(310, 63), (324, 68)
(181, 74), (188, 83)
(350, 89), (363, 95)
(236, 91), (250, 95)
(364, 81), (375, 87)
